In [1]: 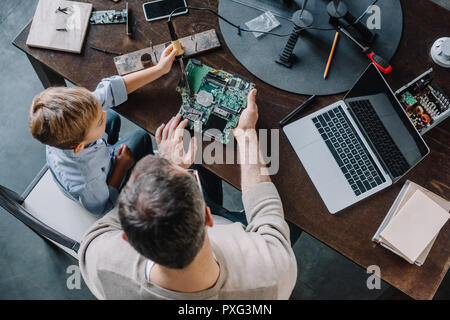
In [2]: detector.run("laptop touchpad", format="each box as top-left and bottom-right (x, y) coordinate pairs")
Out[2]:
(300, 140), (342, 186)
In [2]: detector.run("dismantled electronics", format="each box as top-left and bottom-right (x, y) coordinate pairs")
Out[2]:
(177, 59), (255, 144)
(396, 69), (450, 134)
(90, 8), (127, 24)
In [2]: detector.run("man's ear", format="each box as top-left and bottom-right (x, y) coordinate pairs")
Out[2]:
(205, 206), (214, 228)
(73, 143), (85, 154)
(122, 232), (128, 242)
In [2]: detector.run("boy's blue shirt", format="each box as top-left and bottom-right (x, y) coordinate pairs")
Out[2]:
(46, 76), (128, 216)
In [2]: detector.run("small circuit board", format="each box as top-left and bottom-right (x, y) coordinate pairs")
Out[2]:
(177, 59), (255, 144)
(90, 9), (127, 24)
(396, 69), (450, 134)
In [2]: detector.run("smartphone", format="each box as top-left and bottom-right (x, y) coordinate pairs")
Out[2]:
(142, 0), (188, 22)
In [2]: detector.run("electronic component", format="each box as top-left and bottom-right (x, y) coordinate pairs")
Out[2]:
(182, 106), (203, 116)
(395, 68), (450, 134)
(213, 107), (230, 119)
(90, 2), (131, 37)
(218, 104), (241, 115)
(176, 60), (255, 144)
(401, 92), (417, 110)
(421, 114), (431, 124)
(205, 113), (228, 132)
(204, 114), (228, 141)
(90, 9), (127, 24)
(196, 90), (214, 107)
(184, 113), (201, 122)
(205, 72), (227, 88)
(192, 59), (203, 67)
(234, 74), (251, 83)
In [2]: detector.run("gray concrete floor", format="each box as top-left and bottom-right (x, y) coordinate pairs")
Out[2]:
(0, 0), (448, 300)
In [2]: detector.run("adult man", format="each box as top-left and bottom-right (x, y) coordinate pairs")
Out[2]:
(79, 89), (298, 299)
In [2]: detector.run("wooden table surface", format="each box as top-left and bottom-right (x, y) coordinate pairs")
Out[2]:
(13, 0), (449, 300)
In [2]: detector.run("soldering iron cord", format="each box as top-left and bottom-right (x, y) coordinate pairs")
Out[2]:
(167, 1), (382, 38)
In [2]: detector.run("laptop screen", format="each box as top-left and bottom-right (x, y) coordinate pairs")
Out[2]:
(344, 64), (429, 179)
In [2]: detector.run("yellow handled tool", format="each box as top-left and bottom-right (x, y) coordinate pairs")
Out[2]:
(168, 20), (184, 57)
(168, 20), (190, 93)
(171, 39), (184, 57)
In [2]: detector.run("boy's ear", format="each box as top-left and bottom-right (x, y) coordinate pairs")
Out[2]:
(122, 232), (128, 242)
(73, 143), (85, 154)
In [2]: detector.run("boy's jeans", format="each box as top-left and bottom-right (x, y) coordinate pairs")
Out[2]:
(106, 110), (153, 164)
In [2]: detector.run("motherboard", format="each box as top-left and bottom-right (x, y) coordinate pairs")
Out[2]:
(177, 59), (255, 144)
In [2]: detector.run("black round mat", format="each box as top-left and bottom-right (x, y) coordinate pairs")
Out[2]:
(218, 0), (403, 95)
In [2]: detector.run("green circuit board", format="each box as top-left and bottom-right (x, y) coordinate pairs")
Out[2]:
(176, 59), (255, 144)
(90, 9), (127, 24)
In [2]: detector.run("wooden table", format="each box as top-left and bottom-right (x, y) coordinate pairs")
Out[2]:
(13, 0), (449, 300)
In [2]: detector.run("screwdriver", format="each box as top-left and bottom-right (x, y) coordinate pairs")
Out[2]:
(338, 26), (392, 74)
(167, 20), (190, 94)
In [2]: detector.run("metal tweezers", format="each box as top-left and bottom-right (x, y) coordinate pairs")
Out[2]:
(55, 6), (69, 14)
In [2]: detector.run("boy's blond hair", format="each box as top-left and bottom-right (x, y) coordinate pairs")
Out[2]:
(29, 87), (100, 149)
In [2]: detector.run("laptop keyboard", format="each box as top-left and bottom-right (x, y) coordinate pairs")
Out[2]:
(348, 99), (410, 178)
(312, 106), (386, 196)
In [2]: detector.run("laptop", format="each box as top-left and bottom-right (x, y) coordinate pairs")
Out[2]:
(283, 64), (430, 214)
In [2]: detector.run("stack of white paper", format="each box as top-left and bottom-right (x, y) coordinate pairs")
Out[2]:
(373, 181), (450, 265)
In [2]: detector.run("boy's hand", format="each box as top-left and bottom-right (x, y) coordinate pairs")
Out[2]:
(107, 144), (135, 190)
(156, 114), (197, 169)
(122, 43), (182, 94)
(157, 44), (178, 75)
(115, 144), (135, 172)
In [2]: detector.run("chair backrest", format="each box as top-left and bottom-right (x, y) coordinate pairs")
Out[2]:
(1, 167), (233, 259)
(0, 166), (103, 259)
(0, 185), (80, 252)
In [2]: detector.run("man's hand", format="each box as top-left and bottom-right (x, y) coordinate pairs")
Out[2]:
(156, 44), (178, 75)
(156, 114), (197, 169)
(115, 144), (135, 172)
(233, 88), (258, 139)
(232, 88), (270, 191)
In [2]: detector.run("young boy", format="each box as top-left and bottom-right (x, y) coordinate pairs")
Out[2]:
(29, 45), (178, 216)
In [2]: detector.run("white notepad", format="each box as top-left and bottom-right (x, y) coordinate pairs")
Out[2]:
(26, 0), (92, 53)
(379, 189), (449, 263)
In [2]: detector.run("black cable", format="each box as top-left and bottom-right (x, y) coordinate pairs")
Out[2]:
(299, 0), (308, 18)
(168, 6), (291, 37)
(167, 1), (381, 38)
(168, 6), (327, 37)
